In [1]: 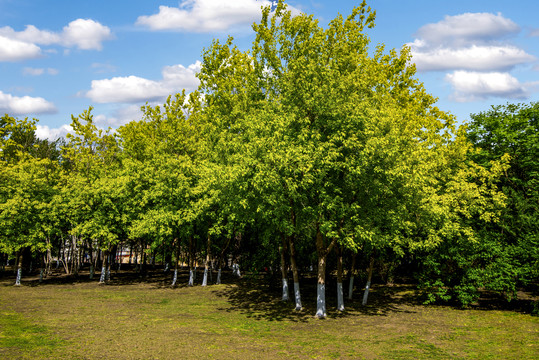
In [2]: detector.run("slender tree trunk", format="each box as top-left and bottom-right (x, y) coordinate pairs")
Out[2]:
(99, 250), (108, 284)
(14, 251), (23, 286)
(39, 252), (45, 283)
(288, 234), (302, 310)
(336, 245), (344, 311)
(56, 241), (62, 270)
(315, 228), (327, 318)
(362, 256), (375, 306)
(46, 237), (52, 276)
(279, 233), (289, 301)
(188, 236), (194, 286)
(106, 252), (112, 281)
(315, 226), (337, 318)
(88, 240), (94, 280)
(171, 239), (180, 287)
(348, 252), (357, 300)
(202, 235), (211, 287)
(72, 235), (79, 276)
(216, 235), (233, 285)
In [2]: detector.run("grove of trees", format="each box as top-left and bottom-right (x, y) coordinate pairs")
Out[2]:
(1, 1), (537, 316)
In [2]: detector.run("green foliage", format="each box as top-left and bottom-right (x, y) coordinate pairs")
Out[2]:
(419, 102), (538, 306)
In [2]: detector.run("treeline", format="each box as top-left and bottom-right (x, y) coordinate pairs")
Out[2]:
(1, 2), (537, 316)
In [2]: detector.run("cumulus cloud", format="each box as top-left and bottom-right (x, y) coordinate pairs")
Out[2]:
(409, 12), (536, 101)
(0, 19), (112, 61)
(0, 90), (57, 115)
(409, 13), (535, 73)
(35, 124), (73, 141)
(445, 71), (527, 102)
(136, 0), (298, 32)
(86, 61), (201, 104)
(23, 67), (59, 76)
(530, 29), (539, 37)
(0, 35), (41, 61)
(414, 12), (520, 48)
(411, 44), (534, 72)
(61, 19), (112, 50)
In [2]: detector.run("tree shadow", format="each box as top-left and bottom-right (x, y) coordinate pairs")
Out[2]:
(213, 274), (422, 322)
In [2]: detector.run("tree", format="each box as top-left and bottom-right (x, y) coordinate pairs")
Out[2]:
(0, 115), (59, 285)
(419, 102), (537, 306)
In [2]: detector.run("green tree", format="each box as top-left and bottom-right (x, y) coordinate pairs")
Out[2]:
(419, 102), (538, 306)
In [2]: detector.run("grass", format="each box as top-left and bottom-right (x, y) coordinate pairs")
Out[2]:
(0, 268), (537, 359)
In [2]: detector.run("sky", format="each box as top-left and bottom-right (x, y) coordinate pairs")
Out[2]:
(0, 0), (537, 140)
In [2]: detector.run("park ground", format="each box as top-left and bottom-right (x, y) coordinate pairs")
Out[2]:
(0, 268), (538, 359)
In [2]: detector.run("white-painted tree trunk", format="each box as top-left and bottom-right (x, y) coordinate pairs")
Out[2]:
(15, 267), (22, 286)
(282, 278), (289, 301)
(362, 256), (375, 306)
(216, 268), (222, 285)
(362, 280), (371, 306)
(348, 275), (354, 300)
(202, 268), (208, 286)
(14, 252), (23, 286)
(171, 268), (178, 286)
(294, 282), (302, 310)
(316, 284), (326, 318)
(99, 265), (106, 284)
(235, 264), (241, 277)
(188, 269), (194, 286)
(337, 282), (344, 311)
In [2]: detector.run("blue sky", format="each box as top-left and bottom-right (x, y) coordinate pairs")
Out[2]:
(0, 0), (537, 140)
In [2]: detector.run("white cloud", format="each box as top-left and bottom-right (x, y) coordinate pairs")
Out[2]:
(411, 44), (535, 72)
(0, 90), (57, 115)
(23, 67), (59, 76)
(409, 12), (535, 73)
(86, 61), (201, 104)
(136, 0), (298, 32)
(35, 124), (73, 141)
(530, 29), (539, 37)
(61, 19), (112, 50)
(409, 12), (537, 102)
(414, 12), (520, 48)
(445, 71), (527, 102)
(0, 35), (41, 61)
(0, 19), (112, 61)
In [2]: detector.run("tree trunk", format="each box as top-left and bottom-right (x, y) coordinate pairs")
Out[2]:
(88, 240), (95, 280)
(14, 251), (23, 286)
(279, 233), (289, 301)
(39, 252), (45, 283)
(348, 252), (357, 300)
(315, 226), (337, 318)
(288, 234), (302, 310)
(172, 239), (180, 287)
(216, 235), (233, 285)
(202, 235), (211, 286)
(188, 236), (194, 286)
(336, 245), (344, 311)
(99, 250), (108, 284)
(315, 228), (327, 318)
(362, 256), (375, 306)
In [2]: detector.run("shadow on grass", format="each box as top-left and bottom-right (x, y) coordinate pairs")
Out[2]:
(213, 274), (421, 323)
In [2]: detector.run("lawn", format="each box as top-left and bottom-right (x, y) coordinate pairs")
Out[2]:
(0, 269), (537, 359)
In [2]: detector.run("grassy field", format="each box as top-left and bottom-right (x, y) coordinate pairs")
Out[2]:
(0, 269), (537, 359)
